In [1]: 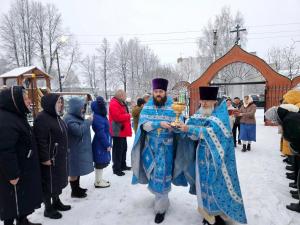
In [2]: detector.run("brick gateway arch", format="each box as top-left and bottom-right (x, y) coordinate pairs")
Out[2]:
(189, 45), (300, 115)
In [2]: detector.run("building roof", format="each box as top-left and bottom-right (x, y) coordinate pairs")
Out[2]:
(0, 66), (52, 79)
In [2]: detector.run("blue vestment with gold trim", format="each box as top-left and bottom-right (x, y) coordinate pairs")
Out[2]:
(131, 97), (180, 194)
(175, 100), (247, 223)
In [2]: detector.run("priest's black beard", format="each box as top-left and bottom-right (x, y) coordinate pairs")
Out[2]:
(153, 95), (167, 107)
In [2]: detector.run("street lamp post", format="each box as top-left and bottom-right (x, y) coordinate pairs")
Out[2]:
(213, 30), (218, 61)
(56, 49), (63, 92)
(55, 36), (68, 92)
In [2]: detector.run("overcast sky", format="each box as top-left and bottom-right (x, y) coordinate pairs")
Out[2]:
(0, 0), (300, 64)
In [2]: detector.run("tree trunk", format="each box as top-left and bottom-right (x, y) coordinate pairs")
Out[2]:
(104, 57), (108, 100)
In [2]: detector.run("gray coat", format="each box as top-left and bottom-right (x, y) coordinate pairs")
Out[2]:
(64, 98), (94, 176)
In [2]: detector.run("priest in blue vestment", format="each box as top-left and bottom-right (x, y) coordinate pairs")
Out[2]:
(131, 78), (179, 224)
(177, 87), (247, 225)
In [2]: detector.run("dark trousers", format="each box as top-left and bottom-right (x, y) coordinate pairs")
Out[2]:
(295, 156), (300, 194)
(3, 215), (28, 225)
(290, 155), (300, 183)
(3, 219), (14, 225)
(112, 137), (128, 172)
(232, 122), (241, 143)
(43, 193), (60, 211)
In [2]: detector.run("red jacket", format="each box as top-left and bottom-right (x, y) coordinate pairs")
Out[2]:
(109, 97), (132, 137)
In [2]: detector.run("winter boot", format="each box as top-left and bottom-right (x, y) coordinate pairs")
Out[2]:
(4, 219), (14, 225)
(283, 157), (289, 163)
(246, 144), (251, 151)
(95, 169), (110, 188)
(286, 165), (295, 171)
(77, 176), (88, 193)
(16, 217), (41, 225)
(70, 180), (87, 198)
(289, 182), (298, 189)
(121, 166), (132, 171)
(286, 203), (300, 213)
(286, 172), (296, 176)
(154, 212), (165, 224)
(286, 173), (296, 180)
(242, 144), (247, 152)
(43, 197), (62, 219)
(290, 190), (299, 195)
(215, 216), (226, 225)
(292, 194), (300, 200)
(52, 195), (71, 211)
(202, 219), (210, 225)
(113, 170), (125, 176)
(238, 140), (242, 145)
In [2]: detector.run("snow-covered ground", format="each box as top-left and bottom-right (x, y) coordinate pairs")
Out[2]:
(29, 109), (300, 225)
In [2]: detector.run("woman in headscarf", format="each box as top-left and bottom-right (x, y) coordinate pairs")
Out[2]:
(0, 86), (42, 225)
(238, 95), (257, 152)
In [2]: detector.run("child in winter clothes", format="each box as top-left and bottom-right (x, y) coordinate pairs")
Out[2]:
(91, 97), (112, 188)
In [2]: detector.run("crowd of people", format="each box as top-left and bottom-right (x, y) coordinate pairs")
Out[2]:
(0, 79), (299, 225)
(0, 87), (134, 225)
(265, 87), (300, 214)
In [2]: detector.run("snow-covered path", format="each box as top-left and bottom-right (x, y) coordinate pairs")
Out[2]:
(30, 109), (300, 225)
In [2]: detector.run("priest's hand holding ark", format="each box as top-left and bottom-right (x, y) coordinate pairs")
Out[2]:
(177, 122), (188, 132)
(160, 121), (173, 130)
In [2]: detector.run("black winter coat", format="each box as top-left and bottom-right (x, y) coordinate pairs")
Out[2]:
(278, 107), (300, 153)
(33, 94), (68, 196)
(0, 86), (42, 220)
